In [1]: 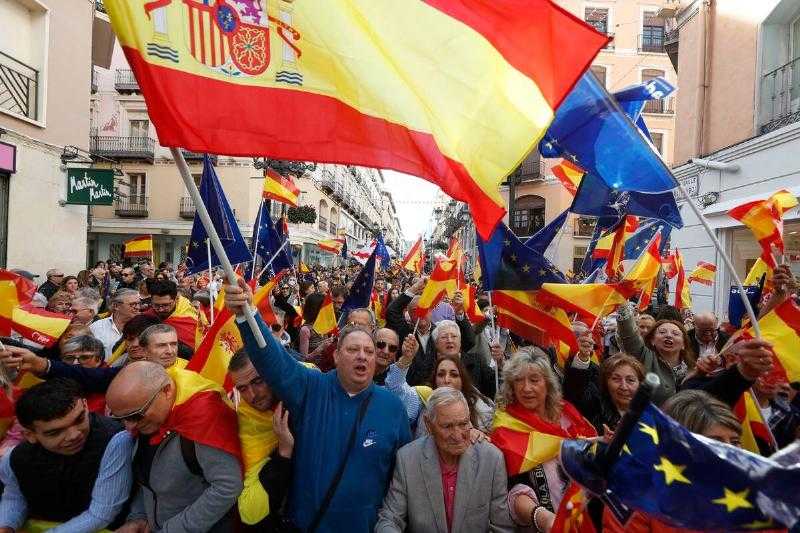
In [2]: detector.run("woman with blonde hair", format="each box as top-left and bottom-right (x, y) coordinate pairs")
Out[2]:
(492, 347), (596, 532)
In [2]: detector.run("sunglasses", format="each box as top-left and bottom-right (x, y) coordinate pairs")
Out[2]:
(109, 383), (164, 422)
(375, 341), (398, 353)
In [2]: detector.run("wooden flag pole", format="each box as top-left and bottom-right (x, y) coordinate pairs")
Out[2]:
(675, 181), (761, 337)
(172, 148), (267, 348)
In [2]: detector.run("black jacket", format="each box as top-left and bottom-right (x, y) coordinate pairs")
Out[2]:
(562, 358), (620, 434)
(462, 351), (497, 399)
(688, 328), (730, 356)
(681, 364), (754, 408)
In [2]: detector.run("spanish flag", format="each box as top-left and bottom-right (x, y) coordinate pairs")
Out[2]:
(162, 295), (202, 349)
(313, 292), (338, 336)
(744, 256), (773, 289)
(262, 169), (300, 207)
(414, 257), (459, 319)
(401, 237), (424, 274)
(746, 297), (800, 384)
(492, 290), (576, 353)
(318, 238), (345, 255)
(592, 216), (639, 277)
(673, 249), (691, 310)
(299, 261), (311, 274)
(156, 367), (241, 461)
(539, 282), (629, 326)
(552, 482), (596, 533)
(620, 230), (662, 291)
(728, 189), (798, 268)
(688, 261), (716, 286)
(0, 270), (70, 348)
(491, 401), (595, 476)
(103, 1), (608, 238)
(552, 160), (585, 196)
(460, 284), (484, 325)
(123, 235), (153, 258)
(733, 391), (775, 455)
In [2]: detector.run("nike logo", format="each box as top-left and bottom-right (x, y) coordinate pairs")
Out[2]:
(362, 439), (375, 448)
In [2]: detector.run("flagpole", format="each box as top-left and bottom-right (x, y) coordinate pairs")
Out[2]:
(676, 181), (761, 337)
(171, 148), (267, 348)
(250, 199), (264, 281)
(206, 238), (215, 324)
(255, 238), (291, 281)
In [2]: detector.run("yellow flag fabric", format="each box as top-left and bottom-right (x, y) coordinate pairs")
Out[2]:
(237, 400), (279, 525)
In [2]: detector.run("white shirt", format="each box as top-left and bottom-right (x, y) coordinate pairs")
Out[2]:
(89, 315), (123, 364)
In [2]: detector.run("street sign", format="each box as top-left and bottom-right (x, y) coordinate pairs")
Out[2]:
(66, 168), (114, 205)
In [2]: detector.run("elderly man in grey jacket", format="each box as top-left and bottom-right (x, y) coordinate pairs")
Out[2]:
(376, 387), (513, 533)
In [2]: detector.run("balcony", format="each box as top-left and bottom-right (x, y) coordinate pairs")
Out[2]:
(318, 215), (328, 232)
(329, 222), (337, 234)
(517, 156), (542, 181)
(115, 196), (149, 217)
(90, 135), (155, 161)
(759, 57), (800, 135)
(181, 150), (217, 164)
(0, 50), (39, 120)
(642, 98), (675, 115)
(114, 69), (139, 93)
(638, 34), (666, 54)
(179, 197), (195, 219)
(574, 217), (596, 237)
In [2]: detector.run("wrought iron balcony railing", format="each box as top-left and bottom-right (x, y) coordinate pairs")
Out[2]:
(91, 135), (155, 161)
(115, 69), (139, 93)
(760, 57), (800, 135)
(0, 50), (39, 120)
(115, 196), (149, 217)
(179, 197), (195, 219)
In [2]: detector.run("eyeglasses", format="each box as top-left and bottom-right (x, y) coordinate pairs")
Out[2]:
(120, 301), (141, 308)
(109, 383), (165, 422)
(375, 341), (398, 353)
(62, 353), (99, 364)
(151, 302), (174, 311)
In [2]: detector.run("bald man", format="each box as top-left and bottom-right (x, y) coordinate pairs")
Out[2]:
(688, 312), (730, 358)
(108, 362), (242, 533)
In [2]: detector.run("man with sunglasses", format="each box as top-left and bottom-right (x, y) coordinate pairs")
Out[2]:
(107, 362), (242, 533)
(37, 269), (64, 300)
(0, 378), (134, 532)
(373, 328), (400, 386)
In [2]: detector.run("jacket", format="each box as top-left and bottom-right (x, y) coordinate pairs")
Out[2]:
(375, 437), (514, 533)
(687, 328), (730, 357)
(238, 314), (412, 533)
(562, 358), (621, 434)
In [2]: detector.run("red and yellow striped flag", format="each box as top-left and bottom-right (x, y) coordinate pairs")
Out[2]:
(103, 1), (608, 238)
(414, 258), (459, 319)
(552, 160), (585, 196)
(728, 189), (798, 268)
(0, 271), (70, 348)
(299, 261), (311, 274)
(313, 292), (339, 337)
(401, 237), (424, 274)
(538, 283), (629, 326)
(688, 261), (716, 286)
(123, 235), (153, 258)
(318, 238), (345, 255)
(744, 257), (773, 289)
(733, 391), (775, 455)
(746, 297), (800, 384)
(592, 216), (639, 276)
(262, 169), (300, 207)
(673, 249), (691, 310)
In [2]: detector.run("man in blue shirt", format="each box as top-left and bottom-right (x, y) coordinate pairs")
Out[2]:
(225, 279), (412, 533)
(0, 378), (133, 533)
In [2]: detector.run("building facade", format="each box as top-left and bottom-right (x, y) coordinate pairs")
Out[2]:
(88, 42), (402, 267)
(502, 0), (679, 275)
(0, 0), (113, 275)
(666, 0), (800, 315)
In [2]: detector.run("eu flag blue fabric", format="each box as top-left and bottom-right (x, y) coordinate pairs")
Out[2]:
(375, 235), (391, 271)
(252, 200), (292, 275)
(624, 219), (673, 259)
(342, 247), (377, 315)
(614, 77), (675, 142)
(571, 172), (683, 229)
(561, 404), (800, 531)
(477, 222), (566, 291)
(539, 72), (677, 194)
(341, 238), (348, 259)
(525, 209), (568, 253)
(186, 156), (252, 275)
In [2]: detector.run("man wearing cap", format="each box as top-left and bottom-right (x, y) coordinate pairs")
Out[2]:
(38, 269), (63, 300)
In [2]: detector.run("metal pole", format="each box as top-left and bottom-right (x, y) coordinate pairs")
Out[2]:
(207, 238), (214, 324)
(171, 148), (267, 348)
(675, 181), (760, 337)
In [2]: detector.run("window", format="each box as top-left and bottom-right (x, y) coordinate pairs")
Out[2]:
(650, 133), (664, 155)
(109, 243), (124, 261)
(128, 173), (146, 204)
(574, 217), (596, 237)
(511, 195), (545, 236)
(642, 69), (667, 113)
(590, 65), (607, 88)
(129, 119), (150, 138)
(585, 7), (609, 35)
(573, 246), (588, 276)
(641, 11), (665, 53)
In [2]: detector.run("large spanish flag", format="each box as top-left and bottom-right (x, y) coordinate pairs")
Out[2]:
(123, 235), (153, 258)
(414, 257), (459, 319)
(103, 1), (608, 238)
(746, 297), (800, 384)
(262, 169), (300, 207)
(0, 270), (70, 348)
(492, 290), (576, 352)
(728, 189), (798, 268)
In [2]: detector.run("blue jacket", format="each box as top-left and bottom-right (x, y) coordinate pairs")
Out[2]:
(238, 315), (411, 533)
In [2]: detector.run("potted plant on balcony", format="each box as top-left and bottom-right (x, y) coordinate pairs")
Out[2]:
(287, 205), (317, 224)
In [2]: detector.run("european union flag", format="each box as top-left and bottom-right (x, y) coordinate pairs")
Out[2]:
(252, 200), (292, 275)
(571, 171), (683, 228)
(342, 247), (377, 315)
(477, 222), (565, 291)
(613, 77), (676, 142)
(728, 276), (764, 328)
(375, 235), (391, 271)
(561, 404), (800, 531)
(186, 156), (252, 275)
(525, 209), (568, 253)
(624, 219), (673, 259)
(539, 72), (677, 194)
(341, 238), (348, 259)
(579, 217), (618, 277)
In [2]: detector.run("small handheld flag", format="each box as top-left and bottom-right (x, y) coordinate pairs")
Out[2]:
(262, 169), (300, 207)
(123, 235), (153, 258)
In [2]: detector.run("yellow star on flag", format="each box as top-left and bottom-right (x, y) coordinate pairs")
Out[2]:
(638, 422), (659, 444)
(713, 488), (754, 513)
(653, 456), (690, 485)
(622, 444), (632, 455)
(742, 518), (774, 530)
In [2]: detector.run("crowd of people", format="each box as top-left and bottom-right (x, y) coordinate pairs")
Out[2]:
(0, 257), (797, 532)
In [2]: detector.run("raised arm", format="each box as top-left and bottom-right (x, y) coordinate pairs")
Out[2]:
(616, 302), (646, 358)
